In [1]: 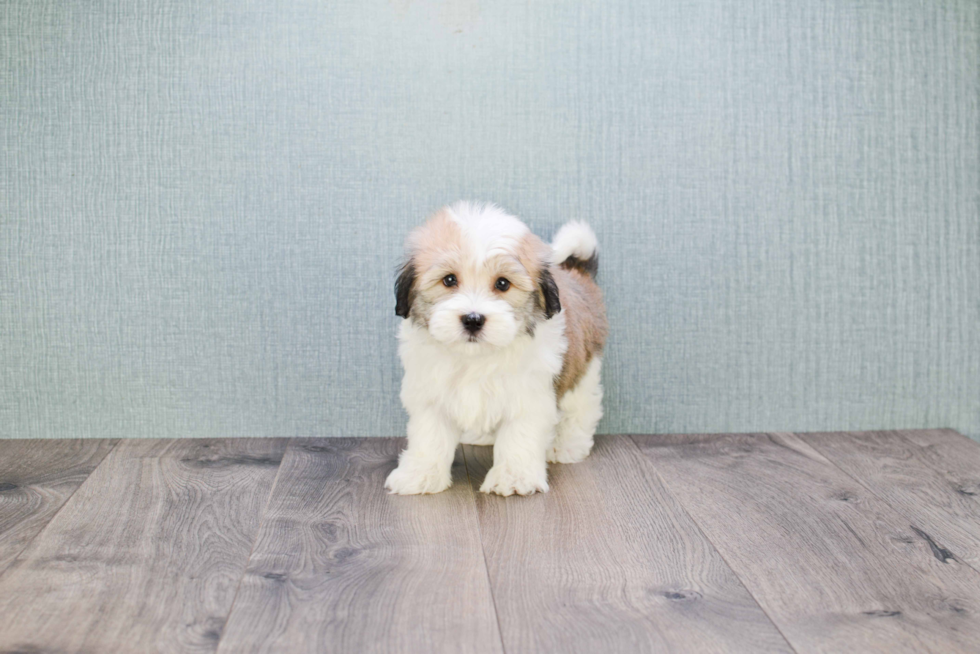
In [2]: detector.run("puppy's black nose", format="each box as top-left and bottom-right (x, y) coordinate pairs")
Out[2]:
(461, 312), (486, 334)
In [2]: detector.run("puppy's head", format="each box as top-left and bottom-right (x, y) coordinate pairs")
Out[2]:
(395, 202), (560, 351)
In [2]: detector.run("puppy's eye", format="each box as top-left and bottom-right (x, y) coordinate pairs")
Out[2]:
(442, 274), (457, 287)
(495, 278), (511, 292)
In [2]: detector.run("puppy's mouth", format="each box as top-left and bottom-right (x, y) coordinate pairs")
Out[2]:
(455, 334), (493, 352)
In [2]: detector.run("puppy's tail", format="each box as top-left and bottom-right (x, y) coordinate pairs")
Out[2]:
(551, 221), (599, 278)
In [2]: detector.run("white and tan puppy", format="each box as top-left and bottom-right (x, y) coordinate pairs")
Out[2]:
(386, 202), (608, 496)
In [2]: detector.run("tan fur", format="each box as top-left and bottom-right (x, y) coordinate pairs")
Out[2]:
(553, 266), (607, 399)
(408, 208), (464, 276)
(514, 232), (548, 281)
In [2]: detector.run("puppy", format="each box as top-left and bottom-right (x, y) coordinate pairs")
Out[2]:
(385, 202), (607, 496)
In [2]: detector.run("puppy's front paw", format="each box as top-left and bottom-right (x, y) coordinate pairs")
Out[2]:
(480, 463), (548, 497)
(385, 462), (452, 495)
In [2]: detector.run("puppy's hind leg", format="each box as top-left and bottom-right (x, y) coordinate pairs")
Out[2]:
(547, 357), (603, 464)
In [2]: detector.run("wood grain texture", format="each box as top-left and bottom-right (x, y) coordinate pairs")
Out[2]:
(799, 430), (980, 569)
(0, 438), (287, 654)
(0, 439), (117, 575)
(463, 436), (793, 654)
(894, 429), (980, 500)
(634, 432), (980, 654)
(216, 438), (503, 654)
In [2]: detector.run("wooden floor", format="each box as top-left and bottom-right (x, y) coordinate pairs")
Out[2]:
(1, 431), (979, 653)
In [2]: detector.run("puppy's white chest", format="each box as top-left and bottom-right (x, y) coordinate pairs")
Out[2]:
(442, 365), (517, 434)
(399, 319), (566, 436)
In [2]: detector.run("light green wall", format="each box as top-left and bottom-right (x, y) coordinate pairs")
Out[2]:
(2, 0), (978, 439)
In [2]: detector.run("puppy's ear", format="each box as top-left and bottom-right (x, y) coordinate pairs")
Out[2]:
(539, 267), (561, 319)
(394, 262), (416, 318)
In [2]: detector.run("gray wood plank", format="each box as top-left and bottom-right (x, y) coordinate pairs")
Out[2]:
(634, 432), (980, 654)
(463, 436), (794, 653)
(0, 438), (117, 575)
(0, 438), (287, 654)
(799, 430), (980, 570)
(217, 438), (503, 654)
(894, 429), (980, 499)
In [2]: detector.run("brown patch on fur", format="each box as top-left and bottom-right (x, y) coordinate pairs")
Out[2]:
(560, 254), (599, 279)
(553, 266), (607, 399)
(514, 232), (547, 278)
(407, 208), (464, 274)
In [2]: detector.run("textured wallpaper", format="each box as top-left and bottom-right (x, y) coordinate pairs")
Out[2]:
(2, 0), (978, 440)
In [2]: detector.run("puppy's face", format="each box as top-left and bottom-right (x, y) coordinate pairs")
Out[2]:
(396, 203), (560, 351)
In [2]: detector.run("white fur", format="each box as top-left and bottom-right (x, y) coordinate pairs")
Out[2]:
(448, 201), (530, 263)
(387, 315), (566, 496)
(385, 204), (603, 497)
(551, 220), (598, 265)
(428, 291), (520, 348)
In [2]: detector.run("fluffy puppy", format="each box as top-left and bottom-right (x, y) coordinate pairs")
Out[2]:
(385, 202), (607, 496)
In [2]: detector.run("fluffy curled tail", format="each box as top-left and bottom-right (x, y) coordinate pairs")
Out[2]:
(551, 221), (599, 278)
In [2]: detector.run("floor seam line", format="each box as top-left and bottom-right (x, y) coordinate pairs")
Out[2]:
(214, 437), (293, 653)
(461, 445), (509, 654)
(625, 434), (802, 654)
(0, 438), (121, 585)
